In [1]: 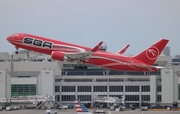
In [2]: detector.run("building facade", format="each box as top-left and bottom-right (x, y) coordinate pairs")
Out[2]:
(0, 51), (180, 107)
(163, 46), (171, 56)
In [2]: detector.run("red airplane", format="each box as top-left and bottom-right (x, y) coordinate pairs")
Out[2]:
(7, 33), (169, 72)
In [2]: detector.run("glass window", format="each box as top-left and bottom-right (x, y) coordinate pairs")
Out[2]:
(179, 84), (180, 100)
(141, 86), (150, 92)
(55, 95), (60, 101)
(109, 86), (123, 92)
(11, 84), (36, 97)
(109, 95), (123, 98)
(77, 95), (91, 101)
(61, 95), (75, 101)
(125, 95), (139, 101)
(93, 86), (107, 92)
(141, 95), (150, 101)
(157, 86), (161, 92)
(157, 95), (161, 101)
(125, 86), (139, 92)
(55, 79), (61, 82)
(98, 95), (107, 97)
(78, 86), (91, 92)
(62, 86), (75, 92)
(55, 86), (60, 92)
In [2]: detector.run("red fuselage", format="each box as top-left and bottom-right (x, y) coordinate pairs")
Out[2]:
(7, 33), (168, 72)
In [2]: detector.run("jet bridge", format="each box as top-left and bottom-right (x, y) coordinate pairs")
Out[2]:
(94, 96), (125, 109)
(0, 95), (55, 109)
(0, 95), (47, 103)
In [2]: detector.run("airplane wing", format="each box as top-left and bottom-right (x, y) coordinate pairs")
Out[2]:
(74, 99), (92, 114)
(65, 41), (103, 61)
(117, 44), (130, 54)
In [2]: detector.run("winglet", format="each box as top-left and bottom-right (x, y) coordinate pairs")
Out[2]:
(91, 41), (103, 52)
(118, 44), (130, 54)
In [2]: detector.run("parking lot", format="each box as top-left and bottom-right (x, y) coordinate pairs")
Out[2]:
(0, 109), (180, 114)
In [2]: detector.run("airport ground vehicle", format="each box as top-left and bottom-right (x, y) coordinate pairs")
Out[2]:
(59, 105), (68, 110)
(46, 110), (57, 114)
(0, 106), (2, 111)
(6, 106), (12, 111)
(12, 106), (20, 110)
(5, 106), (20, 111)
(67, 104), (74, 109)
(93, 110), (107, 114)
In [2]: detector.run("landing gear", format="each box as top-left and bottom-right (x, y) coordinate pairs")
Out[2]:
(15, 47), (19, 54)
(15, 50), (18, 54)
(74, 65), (88, 70)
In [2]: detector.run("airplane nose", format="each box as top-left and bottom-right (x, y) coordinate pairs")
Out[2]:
(7, 35), (13, 42)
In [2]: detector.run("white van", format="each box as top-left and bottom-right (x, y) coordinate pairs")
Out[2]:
(6, 106), (12, 111)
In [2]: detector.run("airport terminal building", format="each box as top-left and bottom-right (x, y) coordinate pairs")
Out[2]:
(0, 50), (180, 107)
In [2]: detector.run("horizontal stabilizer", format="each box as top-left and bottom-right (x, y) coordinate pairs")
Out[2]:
(155, 66), (164, 69)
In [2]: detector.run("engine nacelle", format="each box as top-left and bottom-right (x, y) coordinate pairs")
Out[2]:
(51, 51), (68, 61)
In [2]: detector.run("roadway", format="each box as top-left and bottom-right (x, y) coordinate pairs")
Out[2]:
(0, 109), (180, 114)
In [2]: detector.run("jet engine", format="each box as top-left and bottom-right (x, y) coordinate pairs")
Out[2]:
(51, 51), (68, 61)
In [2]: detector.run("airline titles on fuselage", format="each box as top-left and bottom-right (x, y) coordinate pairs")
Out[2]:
(23, 37), (53, 49)
(23, 37), (80, 52)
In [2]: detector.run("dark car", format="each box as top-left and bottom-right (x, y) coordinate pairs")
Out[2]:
(68, 104), (74, 109)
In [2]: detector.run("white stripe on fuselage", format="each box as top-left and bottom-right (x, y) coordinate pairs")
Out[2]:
(90, 56), (146, 71)
(52, 44), (86, 52)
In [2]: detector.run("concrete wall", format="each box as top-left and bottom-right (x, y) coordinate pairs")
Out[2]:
(13, 62), (61, 75)
(41, 70), (55, 96)
(161, 69), (174, 103)
(0, 61), (61, 76)
(0, 62), (11, 71)
(0, 70), (11, 98)
(11, 77), (37, 84)
(173, 71), (178, 103)
(150, 75), (157, 104)
(0, 70), (6, 98)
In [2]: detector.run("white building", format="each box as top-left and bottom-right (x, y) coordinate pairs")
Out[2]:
(163, 46), (171, 56)
(0, 51), (180, 107)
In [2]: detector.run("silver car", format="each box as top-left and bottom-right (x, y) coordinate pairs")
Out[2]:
(46, 110), (57, 114)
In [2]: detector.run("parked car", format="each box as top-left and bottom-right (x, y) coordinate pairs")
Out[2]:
(12, 106), (20, 110)
(59, 105), (68, 110)
(0, 106), (2, 111)
(6, 106), (12, 111)
(67, 104), (74, 109)
(141, 106), (148, 111)
(46, 110), (57, 114)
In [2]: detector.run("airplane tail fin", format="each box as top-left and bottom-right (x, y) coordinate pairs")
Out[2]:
(118, 44), (130, 54)
(133, 39), (169, 65)
(74, 99), (92, 114)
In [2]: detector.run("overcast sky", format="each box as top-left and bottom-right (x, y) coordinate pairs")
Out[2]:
(0, 0), (180, 56)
